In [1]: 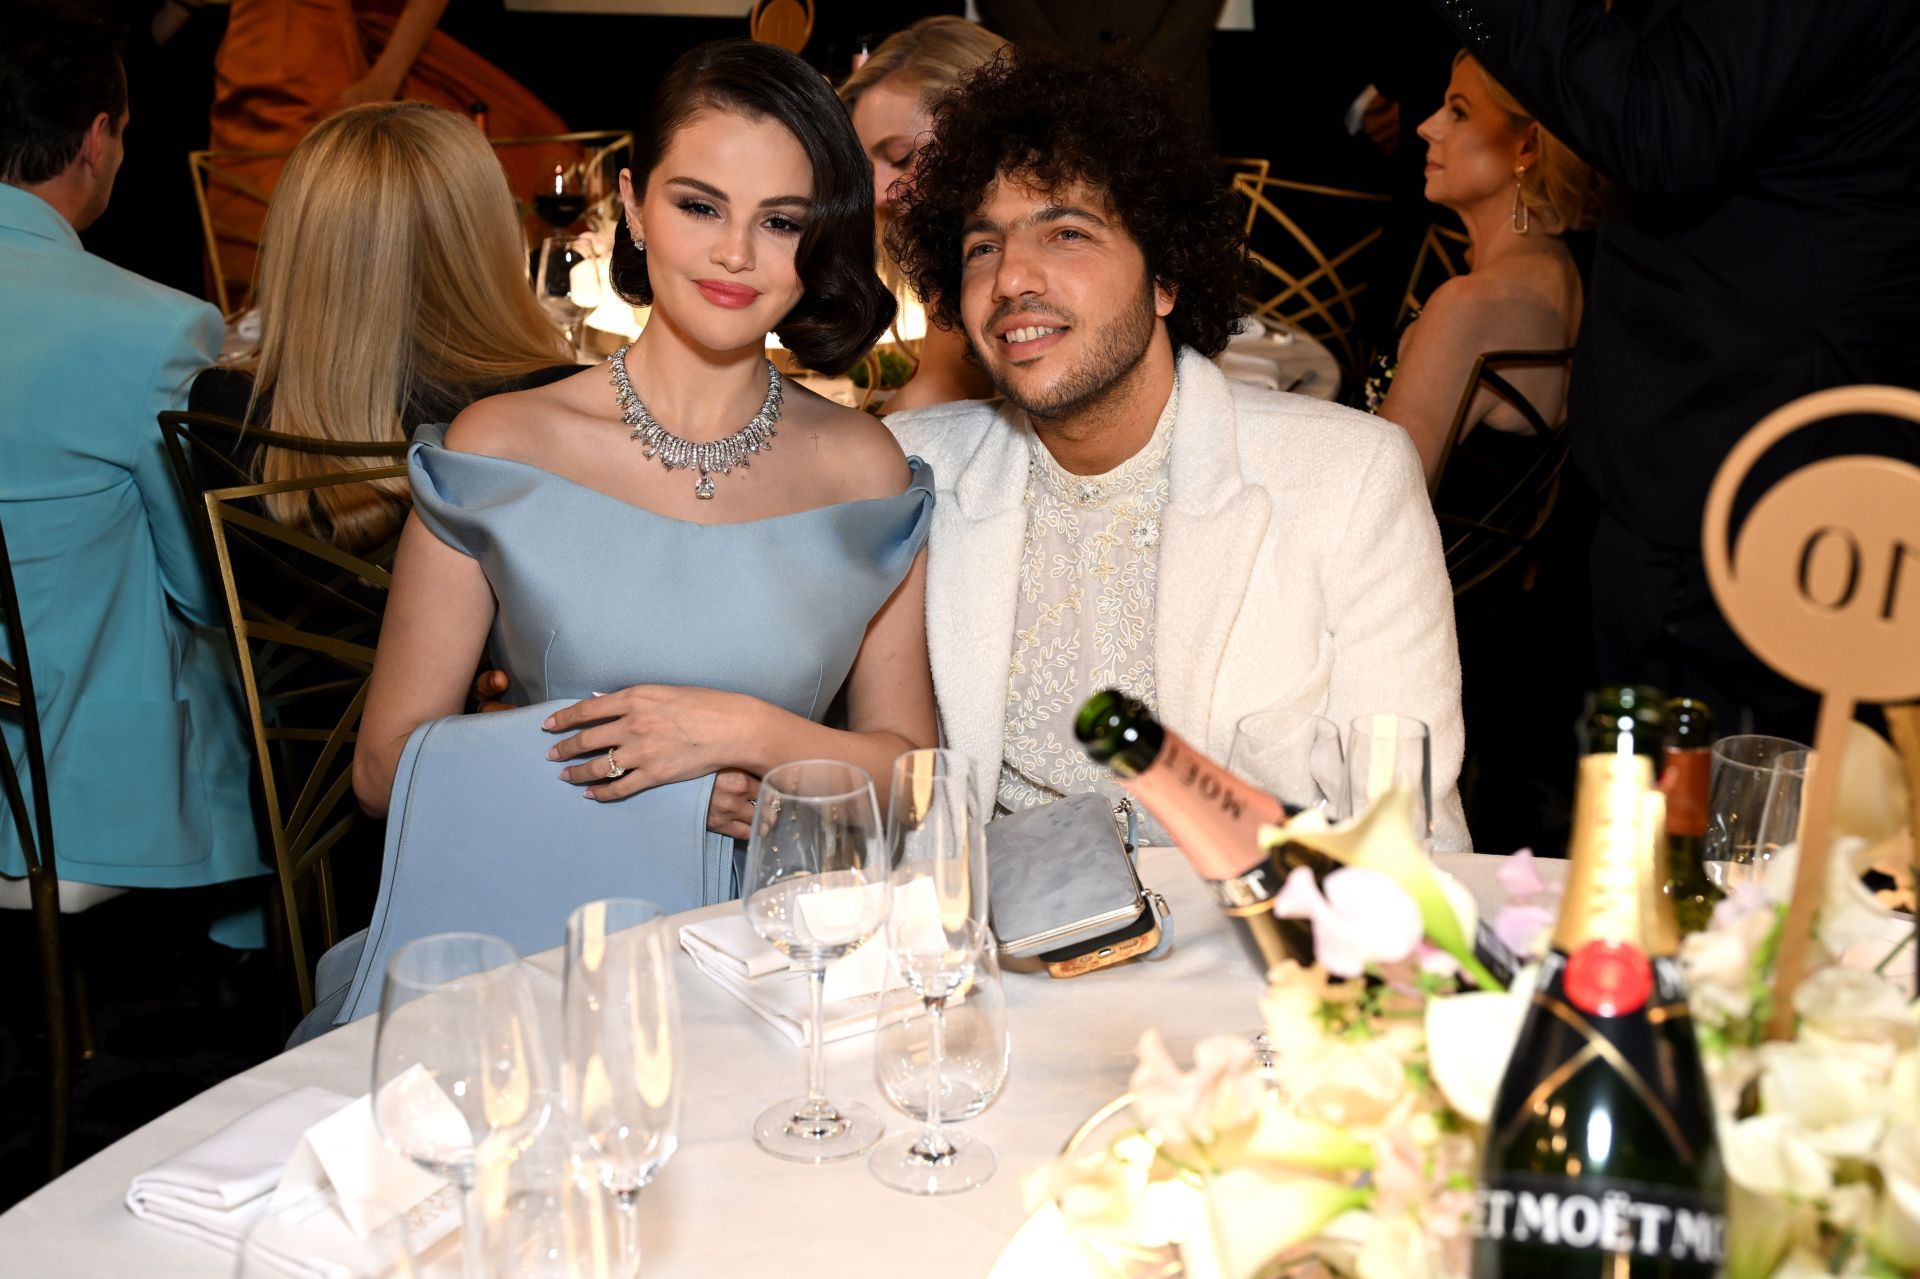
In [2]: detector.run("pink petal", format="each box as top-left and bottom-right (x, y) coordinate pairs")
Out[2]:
(1417, 941), (1459, 976)
(1497, 849), (1548, 900)
(1492, 903), (1556, 957)
(1271, 865), (1329, 921)
(1323, 867), (1424, 965)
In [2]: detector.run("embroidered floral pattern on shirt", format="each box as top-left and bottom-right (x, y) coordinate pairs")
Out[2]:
(998, 379), (1177, 823)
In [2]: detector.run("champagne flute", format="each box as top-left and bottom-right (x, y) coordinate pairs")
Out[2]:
(372, 933), (551, 1279)
(1704, 734), (1811, 888)
(1228, 709), (1346, 818)
(741, 760), (890, 1162)
(562, 899), (679, 1278)
(870, 749), (995, 1194)
(1348, 713), (1432, 844)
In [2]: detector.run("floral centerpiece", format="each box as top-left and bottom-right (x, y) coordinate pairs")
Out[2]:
(1027, 729), (1917, 1279)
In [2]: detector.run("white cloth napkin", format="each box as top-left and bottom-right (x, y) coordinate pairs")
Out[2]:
(679, 914), (902, 1046)
(126, 1086), (353, 1250)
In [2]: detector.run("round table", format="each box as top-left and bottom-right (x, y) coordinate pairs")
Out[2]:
(0, 849), (1540, 1277)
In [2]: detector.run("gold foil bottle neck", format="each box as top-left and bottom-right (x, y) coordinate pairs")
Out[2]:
(1554, 754), (1681, 957)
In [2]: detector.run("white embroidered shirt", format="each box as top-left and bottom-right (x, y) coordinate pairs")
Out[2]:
(997, 380), (1177, 824)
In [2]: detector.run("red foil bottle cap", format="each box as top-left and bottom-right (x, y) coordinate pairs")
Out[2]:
(1564, 940), (1653, 1016)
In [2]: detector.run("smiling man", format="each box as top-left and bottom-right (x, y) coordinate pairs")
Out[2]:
(885, 43), (1472, 849)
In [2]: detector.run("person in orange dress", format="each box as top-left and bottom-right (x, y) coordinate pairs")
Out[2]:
(206, 0), (571, 309)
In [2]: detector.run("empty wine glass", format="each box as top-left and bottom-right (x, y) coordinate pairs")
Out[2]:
(235, 1192), (416, 1279)
(741, 760), (890, 1162)
(372, 932), (551, 1279)
(1705, 735), (1811, 888)
(873, 932), (1010, 1128)
(562, 899), (679, 1278)
(534, 234), (591, 355)
(1348, 714), (1432, 844)
(871, 749), (994, 1194)
(489, 1125), (618, 1279)
(1228, 709), (1346, 818)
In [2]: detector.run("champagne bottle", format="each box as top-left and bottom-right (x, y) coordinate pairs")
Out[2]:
(1073, 689), (1310, 977)
(1471, 751), (1727, 1277)
(1659, 697), (1722, 934)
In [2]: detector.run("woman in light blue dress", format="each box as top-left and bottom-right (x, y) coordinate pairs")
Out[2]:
(325, 41), (935, 1022)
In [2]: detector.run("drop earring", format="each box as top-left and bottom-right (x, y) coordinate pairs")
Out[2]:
(1511, 166), (1531, 234)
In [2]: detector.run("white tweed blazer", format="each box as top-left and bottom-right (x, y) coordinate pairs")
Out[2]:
(887, 347), (1472, 851)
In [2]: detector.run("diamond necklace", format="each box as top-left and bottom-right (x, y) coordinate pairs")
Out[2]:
(607, 343), (783, 500)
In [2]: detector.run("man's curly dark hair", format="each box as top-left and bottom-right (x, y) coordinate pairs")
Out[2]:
(887, 42), (1247, 360)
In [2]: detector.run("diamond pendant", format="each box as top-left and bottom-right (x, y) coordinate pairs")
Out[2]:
(694, 473), (716, 500)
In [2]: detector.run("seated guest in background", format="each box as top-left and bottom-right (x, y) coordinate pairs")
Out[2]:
(352, 39), (934, 904)
(839, 16), (1005, 414)
(0, 5), (265, 929)
(887, 43), (1472, 849)
(1369, 53), (1595, 498)
(191, 102), (576, 553)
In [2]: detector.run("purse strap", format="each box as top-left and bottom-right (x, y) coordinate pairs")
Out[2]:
(1114, 797), (1176, 959)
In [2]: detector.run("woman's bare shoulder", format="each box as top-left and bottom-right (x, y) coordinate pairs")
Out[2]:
(442, 373), (607, 463)
(782, 382), (912, 500)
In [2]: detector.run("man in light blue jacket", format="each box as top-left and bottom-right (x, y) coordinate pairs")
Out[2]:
(1, 5), (265, 925)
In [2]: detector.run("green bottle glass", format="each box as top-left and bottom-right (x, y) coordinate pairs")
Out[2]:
(1577, 684), (1667, 761)
(1471, 747), (1727, 1277)
(1659, 697), (1723, 934)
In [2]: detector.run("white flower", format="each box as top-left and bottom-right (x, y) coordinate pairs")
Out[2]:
(1201, 1168), (1368, 1279)
(1757, 1041), (1887, 1158)
(1794, 964), (1916, 1048)
(1873, 1122), (1920, 1270)
(1681, 906), (1773, 1025)
(1720, 1113), (1833, 1199)
(1425, 964), (1537, 1125)
(1128, 1030), (1265, 1166)
(1271, 865), (1423, 978)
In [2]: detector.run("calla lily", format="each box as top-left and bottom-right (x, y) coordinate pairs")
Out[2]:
(1720, 1113), (1834, 1199)
(1203, 1167), (1369, 1279)
(1722, 1179), (1816, 1279)
(1233, 1103), (1376, 1172)
(1128, 1030), (1266, 1166)
(1263, 786), (1502, 991)
(1872, 1122), (1920, 1269)
(1424, 965), (1538, 1124)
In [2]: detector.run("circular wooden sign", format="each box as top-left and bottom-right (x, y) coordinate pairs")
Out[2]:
(1703, 385), (1920, 704)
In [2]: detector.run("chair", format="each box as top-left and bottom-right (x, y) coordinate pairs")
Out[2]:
(749, 0), (814, 51)
(1228, 168), (1393, 380)
(0, 515), (124, 1176)
(1397, 223), (1471, 329)
(200, 468), (406, 1012)
(189, 130), (633, 317)
(1430, 348), (1577, 599)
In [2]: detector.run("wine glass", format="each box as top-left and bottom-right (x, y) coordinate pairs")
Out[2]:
(1705, 735), (1811, 888)
(533, 163), (588, 233)
(489, 1125), (618, 1279)
(534, 234), (591, 355)
(873, 932), (1010, 1128)
(561, 899), (679, 1278)
(1228, 709), (1346, 819)
(1348, 713), (1432, 845)
(372, 932), (551, 1279)
(741, 760), (890, 1162)
(235, 1192), (415, 1279)
(870, 749), (994, 1194)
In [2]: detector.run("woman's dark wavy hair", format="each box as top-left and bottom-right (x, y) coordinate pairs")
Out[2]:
(888, 43), (1246, 359)
(609, 40), (893, 375)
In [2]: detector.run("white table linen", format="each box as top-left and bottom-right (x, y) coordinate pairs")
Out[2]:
(0, 849), (1544, 1278)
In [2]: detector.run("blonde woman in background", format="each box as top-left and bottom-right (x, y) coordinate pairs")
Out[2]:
(840, 16), (1006, 413)
(191, 102), (576, 551)
(1371, 53), (1597, 502)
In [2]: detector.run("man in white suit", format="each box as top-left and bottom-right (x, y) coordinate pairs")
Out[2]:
(885, 42), (1471, 849)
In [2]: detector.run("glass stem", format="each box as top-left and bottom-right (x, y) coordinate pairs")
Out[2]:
(804, 964), (831, 1116)
(920, 995), (953, 1160)
(459, 1176), (488, 1279)
(614, 1187), (641, 1279)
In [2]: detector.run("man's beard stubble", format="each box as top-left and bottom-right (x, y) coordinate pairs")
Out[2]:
(974, 278), (1158, 425)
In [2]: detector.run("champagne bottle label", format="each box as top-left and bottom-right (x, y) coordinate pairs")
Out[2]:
(1659, 749), (1711, 838)
(1473, 1172), (1727, 1268)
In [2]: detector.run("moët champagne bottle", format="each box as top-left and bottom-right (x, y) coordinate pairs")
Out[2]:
(1471, 745), (1727, 1276)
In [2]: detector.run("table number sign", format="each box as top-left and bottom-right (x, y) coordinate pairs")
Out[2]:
(1701, 384), (1920, 1037)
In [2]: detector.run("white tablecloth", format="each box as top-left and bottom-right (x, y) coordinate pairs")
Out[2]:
(0, 849), (1538, 1278)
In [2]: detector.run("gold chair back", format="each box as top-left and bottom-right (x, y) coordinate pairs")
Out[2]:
(1229, 169), (1392, 379)
(749, 0), (814, 51)
(203, 467), (406, 1012)
(1431, 348), (1577, 598)
(190, 129), (633, 318)
(0, 514), (75, 1174)
(1397, 223), (1471, 329)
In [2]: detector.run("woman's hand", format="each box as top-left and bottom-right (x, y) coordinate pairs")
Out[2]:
(706, 769), (760, 840)
(545, 686), (757, 801)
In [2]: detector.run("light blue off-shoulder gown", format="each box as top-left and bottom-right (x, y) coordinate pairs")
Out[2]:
(316, 422), (933, 1029)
